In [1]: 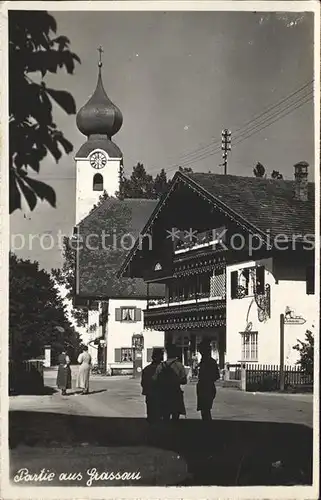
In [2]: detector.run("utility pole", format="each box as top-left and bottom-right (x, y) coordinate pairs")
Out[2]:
(221, 129), (232, 175)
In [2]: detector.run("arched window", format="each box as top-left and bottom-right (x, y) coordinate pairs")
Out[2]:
(93, 173), (103, 191)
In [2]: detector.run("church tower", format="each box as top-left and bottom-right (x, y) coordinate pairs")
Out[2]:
(75, 48), (123, 224)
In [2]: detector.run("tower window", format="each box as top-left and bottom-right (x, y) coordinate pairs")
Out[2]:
(93, 173), (104, 191)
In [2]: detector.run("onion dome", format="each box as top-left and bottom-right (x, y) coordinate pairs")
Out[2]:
(76, 55), (123, 139)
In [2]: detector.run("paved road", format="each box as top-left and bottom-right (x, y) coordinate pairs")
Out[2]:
(11, 370), (313, 426)
(9, 370), (314, 487)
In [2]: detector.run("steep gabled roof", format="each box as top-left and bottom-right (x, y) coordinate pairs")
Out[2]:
(76, 197), (165, 299)
(119, 170), (315, 276)
(187, 172), (314, 237)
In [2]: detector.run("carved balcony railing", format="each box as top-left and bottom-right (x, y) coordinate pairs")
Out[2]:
(147, 290), (226, 310)
(174, 227), (226, 255)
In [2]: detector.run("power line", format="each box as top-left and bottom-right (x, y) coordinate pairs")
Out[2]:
(164, 90), (313, 173)
(168, 89), (313, 170)
(150, 80), (313, 169)
(26, 81), (314, 181)
(171, 94), (312, 172)
(232, 94), (313, 149)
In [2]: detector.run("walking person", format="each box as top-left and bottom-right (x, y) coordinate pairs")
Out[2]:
(56, 349), (72, 396)
(153, 344), (187, 421)
(76, 345), (92, 395)
(196, 339), (220, 421)
(141, 348), (163, 423)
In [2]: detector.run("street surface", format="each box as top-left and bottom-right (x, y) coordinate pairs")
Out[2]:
(9, 367), (314, 486)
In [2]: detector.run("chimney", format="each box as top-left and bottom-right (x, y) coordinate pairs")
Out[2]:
(294, 161), (309, 201)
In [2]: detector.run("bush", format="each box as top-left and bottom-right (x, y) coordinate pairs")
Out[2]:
(293, 329), (314, 379)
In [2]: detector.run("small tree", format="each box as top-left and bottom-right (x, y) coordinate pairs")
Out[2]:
(153, 168), (169, 197)
(121, 162), (155, 199)
(293, 329), (314, 377)
(253, 162), (266, 178)
(179, 166), (194, 174)
(271, 170), (283, 180)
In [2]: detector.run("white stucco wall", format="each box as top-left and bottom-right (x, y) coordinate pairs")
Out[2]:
(226, 257), (315, 367)
(75, 153), (121, 225)
(106, 298), (164, 370)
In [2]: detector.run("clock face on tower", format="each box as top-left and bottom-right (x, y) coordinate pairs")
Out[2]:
(89, 151), (107, 169)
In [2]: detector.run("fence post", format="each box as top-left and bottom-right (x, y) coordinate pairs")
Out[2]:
(224, 362), (230, 381)
(280, 314), (285, 391)
(241, 363), (247, 391)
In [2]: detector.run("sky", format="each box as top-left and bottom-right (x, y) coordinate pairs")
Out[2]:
(10, 10), (315, 270)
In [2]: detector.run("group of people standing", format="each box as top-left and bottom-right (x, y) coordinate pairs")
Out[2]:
(56, 338), (220, 421)
(141, 339), (220, 422)
(56, 346), (92, 395)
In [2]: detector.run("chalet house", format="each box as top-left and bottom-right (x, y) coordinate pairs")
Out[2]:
(118, 163), (315, 369)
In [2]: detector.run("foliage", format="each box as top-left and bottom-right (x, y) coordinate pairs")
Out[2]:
(89, 190), (109, 214)
(153, 168), (169, 198)
(253, 163), (283, 180)
(9, 11), (80, 214)
(293, 329), (314, 376)
(121, 162), (155, 198)
(178, 166), (194, 174)
(52, 237), (88, 327)
(9, 253), (83, 363)
(271, 170), (283, 180)
(120, 163), (171, 199)
(253, 162), (266, 178)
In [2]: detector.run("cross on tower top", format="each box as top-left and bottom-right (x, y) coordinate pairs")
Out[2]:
(98, 46), (103, 67)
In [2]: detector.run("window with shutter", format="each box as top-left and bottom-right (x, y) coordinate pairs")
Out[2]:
(231, 270), (238, 299)
(120, 348), (133, 361)
(306, 266), (315, 295)
(135, 308), (142, 322)
(120, 307), (136, 321)
(115, 308), (122, 321)
(255, 266), (265, 295)
(114, 348), (121, 362)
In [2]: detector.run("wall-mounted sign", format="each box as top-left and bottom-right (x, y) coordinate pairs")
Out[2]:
(284, 317), (306, 325)
(284, 307), (306, 325)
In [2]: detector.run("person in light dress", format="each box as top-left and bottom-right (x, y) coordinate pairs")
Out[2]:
(76, 346), (92, 395)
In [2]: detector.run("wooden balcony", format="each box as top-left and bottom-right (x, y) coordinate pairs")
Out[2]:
(144, 296), (226, 331)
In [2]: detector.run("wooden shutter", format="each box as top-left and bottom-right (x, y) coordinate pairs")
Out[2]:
(115, 308), (122, 321)
(306, 266), (315, 295)
(231, 271), (238, 299)
(243, 268), (249, 295)
(135, 308), (142, 321)
(114, 348), (121, 362)
(256, 266), (265, 295)
(146, 348), (153, 363)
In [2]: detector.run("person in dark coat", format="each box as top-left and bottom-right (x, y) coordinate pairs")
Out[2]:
(56, 350), (72, 396)
(196, 339), (220, 420)
(153, 344), (187, 421)
(141, 348), (163, 423)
